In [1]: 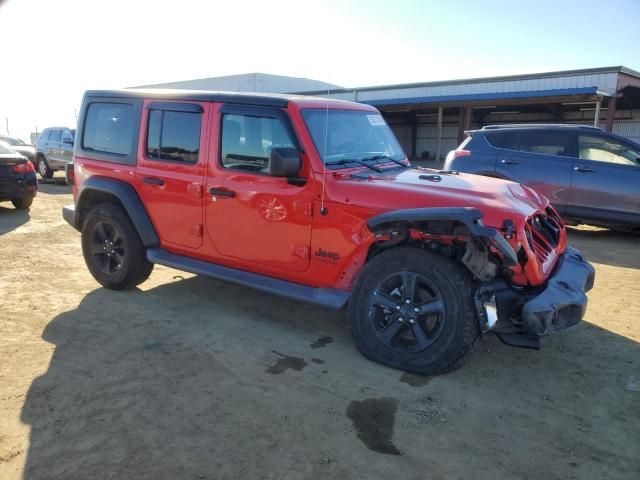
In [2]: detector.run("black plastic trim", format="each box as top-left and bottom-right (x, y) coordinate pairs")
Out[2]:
(75, 177), (159, 246)
(521, 246), (595, 336)
(367, 207), (518, 265)
(84, 89), (290, 108)
(147, 248), (350, 310)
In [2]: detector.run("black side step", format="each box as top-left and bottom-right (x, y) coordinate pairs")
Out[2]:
(146, 248), (350, 310)
(493, 332), (541, 350)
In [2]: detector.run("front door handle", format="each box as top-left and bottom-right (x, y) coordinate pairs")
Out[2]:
(209, 187), (236, 197)
(501, 159), (520, 165)
(574, 165), (595, 173)
(143, 177), (165, 186)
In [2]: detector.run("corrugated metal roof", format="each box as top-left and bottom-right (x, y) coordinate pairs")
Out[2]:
(360, 87), (602, 107)
(297, 66), (638, 95)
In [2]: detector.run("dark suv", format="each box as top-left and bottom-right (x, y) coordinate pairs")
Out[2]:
(35, 127), (75, 178)
(444, 125), (640, 230)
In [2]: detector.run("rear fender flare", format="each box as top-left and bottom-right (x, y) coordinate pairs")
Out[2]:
(75, 176), (159, 247)
(367, 207), (517, 266)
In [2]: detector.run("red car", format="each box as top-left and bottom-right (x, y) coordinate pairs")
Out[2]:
(63, 89), (595, 375)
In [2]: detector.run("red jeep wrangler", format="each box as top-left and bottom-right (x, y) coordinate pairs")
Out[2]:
(63, 89), (595, 375)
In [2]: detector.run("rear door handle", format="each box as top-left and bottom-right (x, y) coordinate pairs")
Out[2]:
(574, 165), (595, 173)
(209, 187), (236, 197)
(143, 177), (165, 186)
(501, 159), (520, 165)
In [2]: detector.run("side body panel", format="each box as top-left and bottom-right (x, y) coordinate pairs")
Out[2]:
(135, 99), (210, 249)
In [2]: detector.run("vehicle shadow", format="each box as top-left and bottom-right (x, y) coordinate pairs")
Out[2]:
(19, 274), (640, 479)
(37, 177), (71, 195)
(567, 226), (640, 270)
(0, 204), (30, 236)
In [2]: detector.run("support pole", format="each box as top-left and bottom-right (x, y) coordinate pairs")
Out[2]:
(436, 107), (443, 163)
(410, 114), (418, 160)
(605, 97), (617, 133)
(458, 106), (472, 144)
(593, 99), (601, 127)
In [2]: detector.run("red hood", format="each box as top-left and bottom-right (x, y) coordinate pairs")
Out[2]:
(329, 167), (548, 228)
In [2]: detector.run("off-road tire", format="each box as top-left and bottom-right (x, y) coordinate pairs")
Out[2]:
(11, 196), (34, 210)
(348, 246), (479, 376)
(37, 156), (53, 179)
(81, 203), (154, 290)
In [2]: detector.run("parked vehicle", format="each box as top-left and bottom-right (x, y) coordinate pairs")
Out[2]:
(0, 135), (36, 166)
(0, 142), (37, 209)
(444, 124), (640, 230)
(63, 90), (594, 375)
(34, 127), (75, 178)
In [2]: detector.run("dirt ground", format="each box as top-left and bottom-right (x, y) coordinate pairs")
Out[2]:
(1, 176), (639, 480)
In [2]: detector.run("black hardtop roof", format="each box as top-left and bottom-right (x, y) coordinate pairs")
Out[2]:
(83, 88), (353, 108)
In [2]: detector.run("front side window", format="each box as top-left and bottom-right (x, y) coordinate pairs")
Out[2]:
(146, 109), (201, 163)
(516, 131), (571, 156)
(301, 109), (404, 163)
(578, 134), (639, 166)
(220, 113), (296, 172)
(50, 129), (61, 142)
(61, 130), (73, 142)
(83, 102), (134, 155)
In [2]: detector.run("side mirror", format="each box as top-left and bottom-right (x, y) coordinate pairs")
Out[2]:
(636, 156), (640, 164)
(269, 147), (301, 177)
(62, 137), (74, 145)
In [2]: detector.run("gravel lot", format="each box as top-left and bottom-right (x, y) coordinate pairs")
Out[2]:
(1, 177), (639, 480)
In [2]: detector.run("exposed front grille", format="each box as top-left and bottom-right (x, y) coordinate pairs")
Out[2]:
(525, 208), (563, 265)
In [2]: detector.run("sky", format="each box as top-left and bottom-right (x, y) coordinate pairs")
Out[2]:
(1, 0), (639, 141)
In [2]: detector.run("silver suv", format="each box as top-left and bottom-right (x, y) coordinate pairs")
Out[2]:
(34, 127), (75, 178)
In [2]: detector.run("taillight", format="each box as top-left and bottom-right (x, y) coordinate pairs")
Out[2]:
(12, 162), (35, 174)
(65, 162), (75, 186)
(451, 149), (471, 160)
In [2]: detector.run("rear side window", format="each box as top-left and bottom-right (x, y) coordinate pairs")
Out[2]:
(485, 132), (509, 148)
(146, 109), (201, 163)
(83, 103), (135, 155)
(488, 131), (571, 156)
(50, 129), (61, 142)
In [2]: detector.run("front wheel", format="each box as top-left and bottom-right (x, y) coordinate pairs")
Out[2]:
(348, 247), (479, 376)
(81, 203), (154, 290)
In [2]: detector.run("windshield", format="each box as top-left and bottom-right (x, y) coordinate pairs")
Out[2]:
(0, 142), (14, 154)
(301, 109), (405, 164)
(0, 136), (26, 146)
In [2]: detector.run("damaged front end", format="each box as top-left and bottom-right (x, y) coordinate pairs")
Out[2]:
(368, 206), (595, 350)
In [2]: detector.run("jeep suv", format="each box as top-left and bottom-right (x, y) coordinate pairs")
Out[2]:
(444, 124), (640, 229)
(35, 127), (75, 178)
(62, 90), (595, 375)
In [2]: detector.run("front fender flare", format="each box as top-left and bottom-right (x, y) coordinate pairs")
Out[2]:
(367, 207), (517, 266)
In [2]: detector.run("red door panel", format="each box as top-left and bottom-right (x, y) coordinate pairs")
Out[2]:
(136, 100), (210, 249)
(204, 104), (314, 272)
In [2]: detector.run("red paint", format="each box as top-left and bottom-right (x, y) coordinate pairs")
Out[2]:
(74, 96), (566, 291)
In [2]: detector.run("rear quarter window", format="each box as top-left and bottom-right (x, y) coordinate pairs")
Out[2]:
(83, 102), (135, 156)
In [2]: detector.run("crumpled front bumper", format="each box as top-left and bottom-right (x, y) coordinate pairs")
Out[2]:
(521, 246), (595, 336)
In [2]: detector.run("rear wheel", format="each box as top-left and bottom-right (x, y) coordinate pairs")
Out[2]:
(348, 247), (479, 376)
(11, 196), (34, 209)
(37, 156), (53, 179)
(81, 203), (154, 290)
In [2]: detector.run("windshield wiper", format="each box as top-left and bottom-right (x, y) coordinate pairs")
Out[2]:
(325, 158), (383, 173)
(361, 155), (410, 168)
